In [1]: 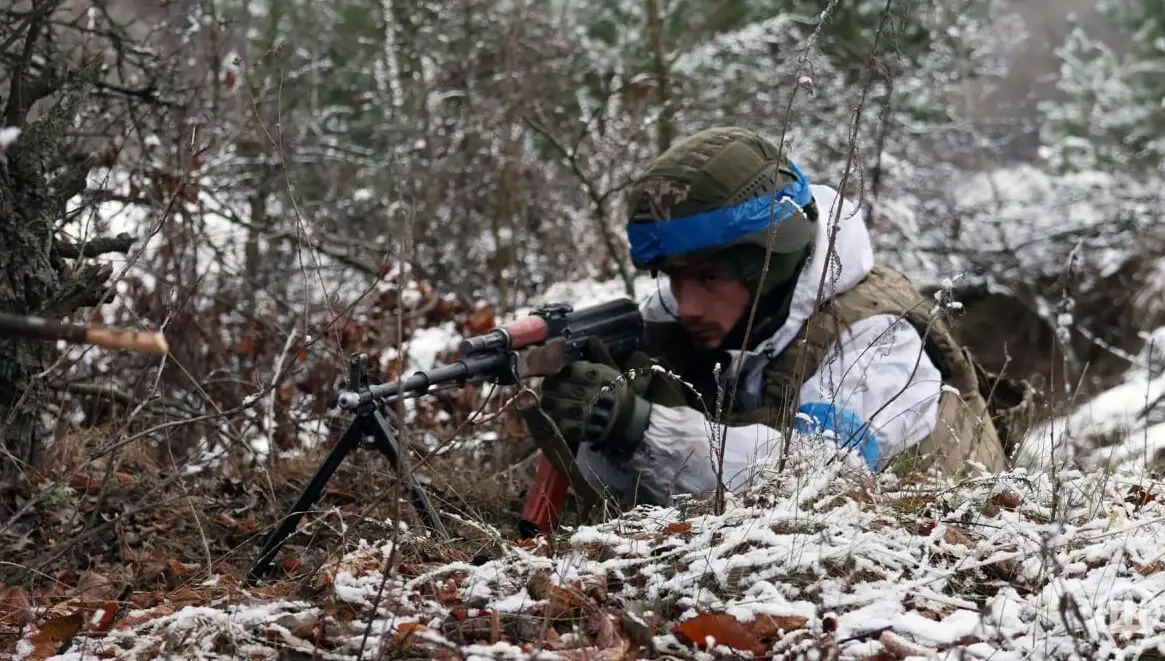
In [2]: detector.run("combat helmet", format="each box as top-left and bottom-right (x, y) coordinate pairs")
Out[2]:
(624, 126), (817, 297)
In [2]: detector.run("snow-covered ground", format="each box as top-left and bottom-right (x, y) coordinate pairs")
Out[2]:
(1016, 326), (1165, 477)
(19, 461), (1165, 660)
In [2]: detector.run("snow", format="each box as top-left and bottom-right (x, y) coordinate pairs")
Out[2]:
(0, 126), (20, 150)
(1018, 326), (1165, 475)
(25, 462), (1165, 660)
(883, 164), (1165, 293)
(407, 322), (463, 370)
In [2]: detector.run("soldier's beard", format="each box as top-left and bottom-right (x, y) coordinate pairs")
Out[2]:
(681, 322), (726, 349)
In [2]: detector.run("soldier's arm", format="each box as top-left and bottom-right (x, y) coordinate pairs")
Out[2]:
(575, 313), (943, 503)
(794, 312), (943, 472)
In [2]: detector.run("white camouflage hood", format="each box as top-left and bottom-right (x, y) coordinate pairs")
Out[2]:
(638, 183), (876, 399)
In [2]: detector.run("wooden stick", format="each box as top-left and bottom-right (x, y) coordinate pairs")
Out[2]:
(0, 311), (169, 356)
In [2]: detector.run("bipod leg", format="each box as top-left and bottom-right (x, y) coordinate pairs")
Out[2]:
(246, 421), (362, 584)
(368, 407), (449, 540)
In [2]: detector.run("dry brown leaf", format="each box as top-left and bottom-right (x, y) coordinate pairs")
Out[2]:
(991, 490), (1022, 511)
(25, 611), (85, 659)
(73, 570), (118, 603)
(1126, 484), (1156, 509)
(89, 602), (120, 636)
(437, 577), (460, 605)
(0, 585), (32, 626)
(40, 612), (84, 640)
(545, 582), (599, 619)
(748, 613), (809, 639)
(384, 622), (431, 650)
(672, 612), (765, 656)
(68, 474), (99, 493)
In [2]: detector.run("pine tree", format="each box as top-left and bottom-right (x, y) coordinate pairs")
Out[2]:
(1040, 0), (1165, 174)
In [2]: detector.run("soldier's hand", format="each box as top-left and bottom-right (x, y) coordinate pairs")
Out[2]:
(540, 359), (653, 457)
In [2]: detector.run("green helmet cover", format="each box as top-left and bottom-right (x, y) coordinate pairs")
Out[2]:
(624, 127), (817, 295)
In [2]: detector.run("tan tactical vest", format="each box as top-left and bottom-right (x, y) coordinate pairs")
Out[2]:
(646, 266), (1039, 479)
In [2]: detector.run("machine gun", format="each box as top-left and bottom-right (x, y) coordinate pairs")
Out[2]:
(247, 297), (645, 582)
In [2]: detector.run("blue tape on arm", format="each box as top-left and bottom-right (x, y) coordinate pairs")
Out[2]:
(794, 402), (881, 471)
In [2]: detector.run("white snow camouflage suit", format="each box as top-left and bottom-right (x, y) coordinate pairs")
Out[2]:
(575, 183), (1036, 507)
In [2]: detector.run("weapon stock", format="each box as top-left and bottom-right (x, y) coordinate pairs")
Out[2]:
(247, 297), (645, 583)
(0, 311), (169, 356)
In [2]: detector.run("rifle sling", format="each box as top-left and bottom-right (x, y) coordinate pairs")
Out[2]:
(518, 402), (607, 515)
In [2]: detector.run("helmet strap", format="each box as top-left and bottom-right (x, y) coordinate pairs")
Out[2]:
(715, 245), (812, 354)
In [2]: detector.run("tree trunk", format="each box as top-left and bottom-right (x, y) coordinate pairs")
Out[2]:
(0, 43), (104, 498)
(644, 0), (674, 153)
(0, 172), (58, 481)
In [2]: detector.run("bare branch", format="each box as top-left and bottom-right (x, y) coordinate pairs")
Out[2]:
(55, 232), (136, 259)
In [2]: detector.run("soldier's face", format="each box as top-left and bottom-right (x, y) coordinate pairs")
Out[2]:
(664, 260), (751, 349)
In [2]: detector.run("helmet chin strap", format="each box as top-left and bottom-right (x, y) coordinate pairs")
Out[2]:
(713, 199), (818, 354)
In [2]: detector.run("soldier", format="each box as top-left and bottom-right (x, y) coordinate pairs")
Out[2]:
(537, 127), (1037, 508)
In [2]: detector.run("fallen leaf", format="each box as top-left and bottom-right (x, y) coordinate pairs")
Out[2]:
(384, 622), (430, 650)
(68, 474), (99, 493)
(545, 582), (599, 619)
(437, 577), (460, 605)
(673, 612), (765, 655)
(990, 490), (1021, 510)
(39, 612), (84, 641)
(25, 611), (85, 658)
(1126, 484), (1156, 509)
(0, 585), (32, 626)
(90, 602), (120, 635)
(748, 614), (809, 639)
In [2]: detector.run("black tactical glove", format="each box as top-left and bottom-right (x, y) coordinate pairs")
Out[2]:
(540, 337), (654, 459)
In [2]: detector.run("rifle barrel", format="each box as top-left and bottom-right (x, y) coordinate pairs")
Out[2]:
(336, 351), (509, 410)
